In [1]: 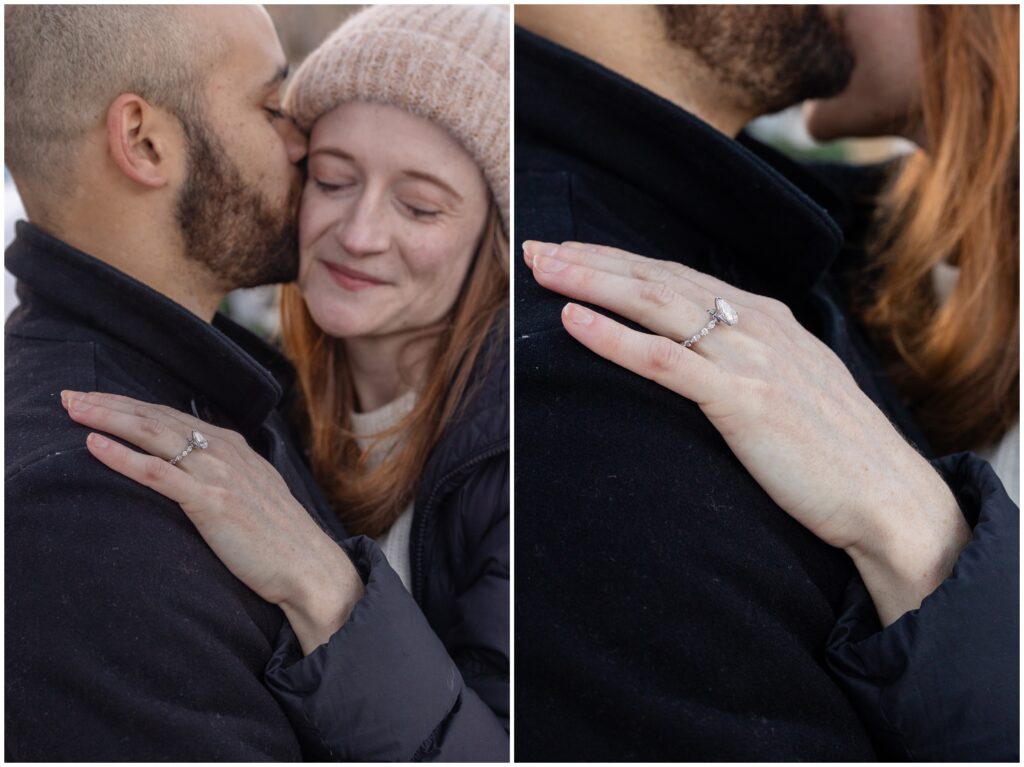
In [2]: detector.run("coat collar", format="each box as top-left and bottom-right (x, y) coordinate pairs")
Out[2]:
(5, 220), (289, 437)
(515, 27), (848, 303)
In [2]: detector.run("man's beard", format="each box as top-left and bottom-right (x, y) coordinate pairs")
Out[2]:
(175, 118), (300, 290)
(660, 5), (855, 115)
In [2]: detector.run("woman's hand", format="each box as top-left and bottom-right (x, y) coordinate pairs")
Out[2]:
(61, 390), (363, 655)
(524, 240), (971, 625)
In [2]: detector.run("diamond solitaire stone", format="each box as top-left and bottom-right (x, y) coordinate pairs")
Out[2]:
(683, 297), (739, 348)
(715, 297), (738, 326)
(192, 430), (208, 450)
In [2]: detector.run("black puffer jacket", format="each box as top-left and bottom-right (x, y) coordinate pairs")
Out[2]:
(266, 322), (510, 761)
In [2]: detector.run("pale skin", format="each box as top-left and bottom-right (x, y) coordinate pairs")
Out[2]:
(297, 102), (489, 411)
(523, 240), (971, 627)
(803, 5), (924, 145)
(61, 103), (490, 654)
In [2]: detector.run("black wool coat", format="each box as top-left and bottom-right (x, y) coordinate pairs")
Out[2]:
(513, 27), (1018, 762)
(5, 222), (508, 761)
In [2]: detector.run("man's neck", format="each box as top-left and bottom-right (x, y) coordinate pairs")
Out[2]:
(44, 212), (224, 322)
(516, 6), (755, 138)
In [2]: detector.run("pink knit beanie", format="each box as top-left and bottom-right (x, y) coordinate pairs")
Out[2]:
(285, 4), (509, 234)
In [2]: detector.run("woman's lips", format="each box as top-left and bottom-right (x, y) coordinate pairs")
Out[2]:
(321, 260), (389, 291)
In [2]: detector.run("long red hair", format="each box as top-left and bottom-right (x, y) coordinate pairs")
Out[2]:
(280, 203), (508, 537)
(862, 5), (1019, 453)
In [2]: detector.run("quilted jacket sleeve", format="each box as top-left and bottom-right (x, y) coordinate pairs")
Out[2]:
(826, 452), (1019, 761)
(264, 536), (508, 762)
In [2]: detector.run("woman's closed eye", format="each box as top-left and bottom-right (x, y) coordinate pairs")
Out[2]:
(313, 178), (357, 193)
(402, 201), (442, 220)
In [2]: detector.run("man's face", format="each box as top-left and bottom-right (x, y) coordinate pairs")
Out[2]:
(174, 7), (306, 290)
(660, 5), (855, 115)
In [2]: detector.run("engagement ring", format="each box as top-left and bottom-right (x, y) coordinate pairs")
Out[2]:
(682, 297), (738, 348)
(169, 430), (209, 466)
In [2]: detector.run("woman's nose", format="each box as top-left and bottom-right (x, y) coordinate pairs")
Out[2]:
(278, 116), (308, 165)
(337, 198), (389, 257)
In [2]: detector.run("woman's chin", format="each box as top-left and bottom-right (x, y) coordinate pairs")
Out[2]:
(803, 98), (917, 144)
(802, 98), (850, 143)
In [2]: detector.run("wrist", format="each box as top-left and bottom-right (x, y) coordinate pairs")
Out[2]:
(280, 543), (365, 656)
(846, 470), (970, 626)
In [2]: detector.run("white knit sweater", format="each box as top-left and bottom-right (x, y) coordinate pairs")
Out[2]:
(349, 390), (418, 592)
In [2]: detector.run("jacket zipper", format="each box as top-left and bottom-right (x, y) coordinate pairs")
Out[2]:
(410, 442), (509, 605)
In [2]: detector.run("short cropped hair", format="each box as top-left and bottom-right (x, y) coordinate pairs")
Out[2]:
(5, 5), (216, 189)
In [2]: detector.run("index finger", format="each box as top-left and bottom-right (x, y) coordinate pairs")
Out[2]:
(557, 241), (765, 307)
(60, 390), (227, 440)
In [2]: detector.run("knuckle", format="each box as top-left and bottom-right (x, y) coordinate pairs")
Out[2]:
(554, 244), (583, 263)
(225, 430), (246, 451)
(647, 335), (684, 372)
(631, 261), (670, 284)
(573, 264), (598, 291)
(761, 296), (794, 323)
(142, 457), (171, 483)
(210, 458), (236, 485)
(208, 485), (232, 510)
(604, 323), (627, 355)
(134, 403), (162, 420)
(140, 417), (166, 437)
(637, 280), (676, 308)
(742, 304), (778, 337)
(631, 261), (655, 280)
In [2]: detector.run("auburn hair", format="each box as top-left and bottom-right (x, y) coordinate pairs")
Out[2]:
(279, 202), (508, 538)
(861, 4), (1019, 454)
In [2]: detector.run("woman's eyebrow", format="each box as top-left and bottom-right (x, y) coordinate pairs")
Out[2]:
(309, 147), (356, 161)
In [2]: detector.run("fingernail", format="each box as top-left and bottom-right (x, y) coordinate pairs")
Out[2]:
(59, 391), (69, 408)
(70, 398), (92, 413)
(536, 255), (568, 273)
(563, 303), (594, 326)
(524, 241), (559, 256)
(88, 433), (109, 450)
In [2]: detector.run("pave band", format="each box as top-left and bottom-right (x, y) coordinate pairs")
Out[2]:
(682, 297), (738, 348)
(169, 430), (209, 466)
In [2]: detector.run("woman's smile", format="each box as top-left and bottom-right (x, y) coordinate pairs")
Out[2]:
(320, 259), (390, 291)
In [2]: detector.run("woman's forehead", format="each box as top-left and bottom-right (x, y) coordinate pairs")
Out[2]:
(310, 102), (472, 165)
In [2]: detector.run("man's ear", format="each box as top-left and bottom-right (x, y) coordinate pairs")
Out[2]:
(105, 93), (176, 188)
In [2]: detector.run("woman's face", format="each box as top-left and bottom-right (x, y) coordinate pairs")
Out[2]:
(298, 102), (489, 341)
(803, 5), (922, 143)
